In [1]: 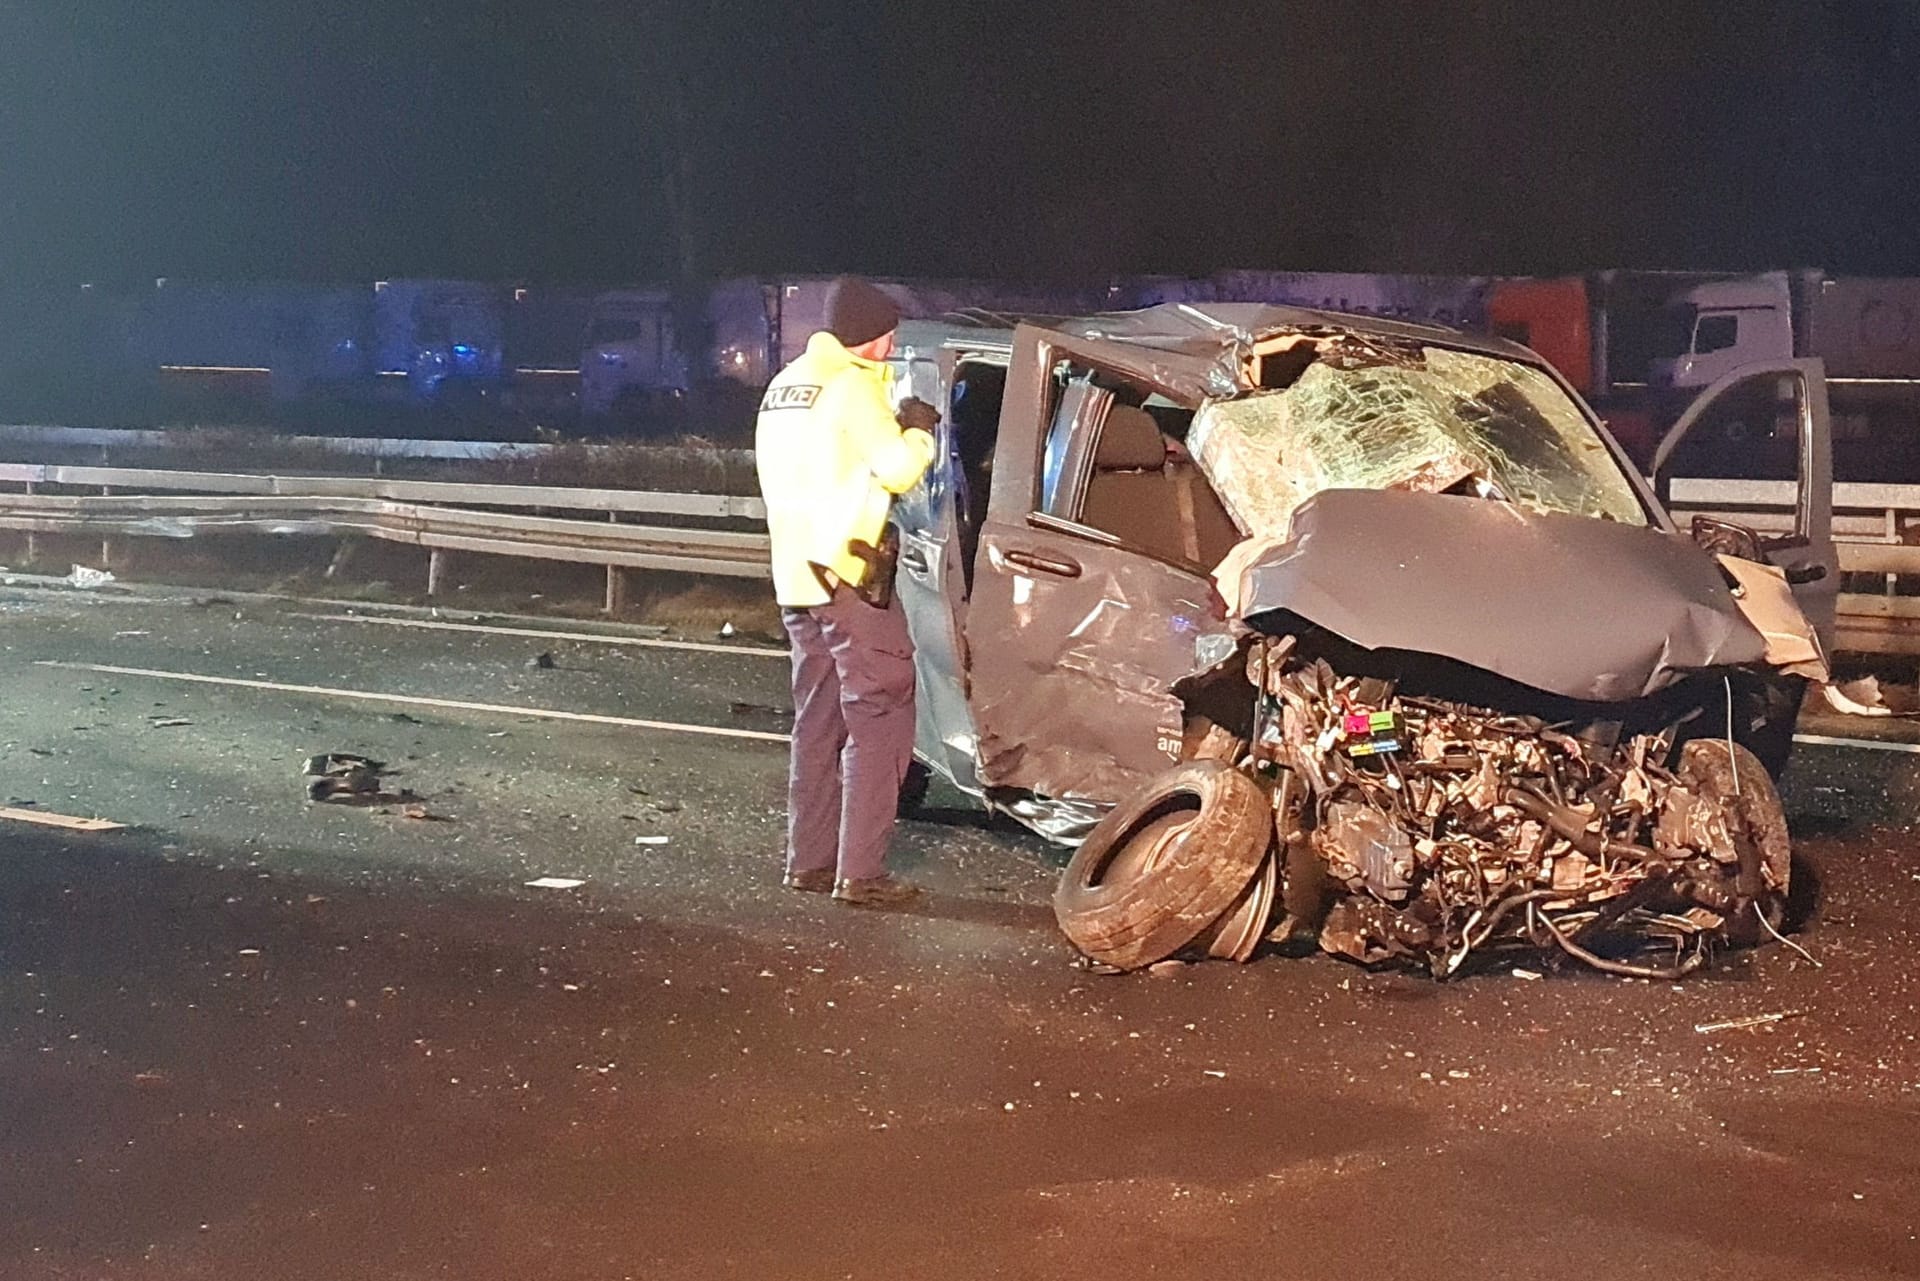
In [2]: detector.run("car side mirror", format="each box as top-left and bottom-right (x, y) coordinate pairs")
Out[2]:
(1689, 515), (1764, 563)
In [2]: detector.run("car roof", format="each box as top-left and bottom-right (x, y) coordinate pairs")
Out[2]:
(897, 301), (1538, 367)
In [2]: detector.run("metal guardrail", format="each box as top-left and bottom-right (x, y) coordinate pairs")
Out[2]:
(6, 457), (1920, 649)
(0, 423), (554, 461)
(0, 461), (772, 599)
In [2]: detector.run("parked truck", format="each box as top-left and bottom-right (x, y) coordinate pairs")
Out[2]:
(1482, 271), (1750, 466)
(1644, 272), (1920, 481)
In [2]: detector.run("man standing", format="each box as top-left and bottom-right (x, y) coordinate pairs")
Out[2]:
(755, 277), (937, 907)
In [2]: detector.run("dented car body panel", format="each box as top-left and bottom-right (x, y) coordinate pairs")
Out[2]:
(888, 306), (1835, 856)
(1236, 488), (1771, 702)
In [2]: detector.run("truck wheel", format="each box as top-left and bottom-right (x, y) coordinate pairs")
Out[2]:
(1677, 738), (1792, 941)
(1053, 761), (1272, 970)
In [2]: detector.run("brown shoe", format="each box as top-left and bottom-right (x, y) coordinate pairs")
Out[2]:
(783, 869), (835, 894)
(832, 875), (924, 907)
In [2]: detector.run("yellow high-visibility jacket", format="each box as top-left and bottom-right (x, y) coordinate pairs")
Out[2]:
(754, 331), (936, 607)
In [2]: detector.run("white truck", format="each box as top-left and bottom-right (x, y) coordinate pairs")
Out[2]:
(1646, 271), (1920, 480)
(1649, 271), (1920, 389)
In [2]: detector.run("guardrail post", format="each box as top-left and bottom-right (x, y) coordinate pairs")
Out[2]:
(426, 548), (448, 598)
(23, 479), (37, 564)
(605, 566), (630, 615)
(99, 484), (114, 569)
(1889, 506), (1900, 598)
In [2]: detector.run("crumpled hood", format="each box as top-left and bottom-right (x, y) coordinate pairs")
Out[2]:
(1233, 488), (1771, 702)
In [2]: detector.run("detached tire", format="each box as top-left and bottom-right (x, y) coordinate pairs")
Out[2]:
(1054, 761), (1272, 970)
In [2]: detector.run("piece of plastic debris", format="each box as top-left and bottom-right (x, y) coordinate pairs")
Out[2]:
(1512, 968), (1543, 981)
(528, 651), (556, 670)
(66, 564), (116, 590)
(633, 835), (670, 846)
(0, 806), (125, 832)
(148, 717), (192, 728)
(719, 622), (736, 637)
(1202, 1069), (1227, 1079)
(1148, 960), (1187, 977)
(525, 877), (585, 889)
(1695, 1010), (1802, 1034)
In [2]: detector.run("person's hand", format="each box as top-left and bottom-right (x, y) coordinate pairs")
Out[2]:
(895, 396), (941, 434)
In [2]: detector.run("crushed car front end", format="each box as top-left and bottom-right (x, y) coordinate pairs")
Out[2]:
(1052, 318), (1827, 978)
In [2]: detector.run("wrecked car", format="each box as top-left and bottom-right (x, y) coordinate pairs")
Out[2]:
(888, 305), (1836, 977)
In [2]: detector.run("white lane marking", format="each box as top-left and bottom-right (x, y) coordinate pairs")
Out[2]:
(291, 612), (789, 658)
(1793, 732), (1920, 755)
(34, 661), (791, 744)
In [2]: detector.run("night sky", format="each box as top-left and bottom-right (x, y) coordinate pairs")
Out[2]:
(4, 1), (1919, 286)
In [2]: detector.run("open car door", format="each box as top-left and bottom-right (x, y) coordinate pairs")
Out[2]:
(961, 324), (1241, 833)
(889, 342), (1002, 795)
(1652, 358), (1838, 650)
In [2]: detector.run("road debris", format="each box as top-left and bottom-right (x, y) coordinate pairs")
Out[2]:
(633, 835), (670, 846)
(1822, 675), (1917, 717)
(0, 806), (126, 833)
(525, 877), (585, 890)
(65, 564), (117, 590)
(527, 651), (556, 670)
(147, 717), (193, 728)
(303, 753), (417, 806)
(1695, 1010), (1803, 1034)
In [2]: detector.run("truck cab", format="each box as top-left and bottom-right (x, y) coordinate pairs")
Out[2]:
(578, 289), (686, 423)
(1646, 275), (1795, 391)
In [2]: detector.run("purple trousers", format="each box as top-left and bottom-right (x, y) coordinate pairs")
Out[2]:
(781, 585), (918, 882)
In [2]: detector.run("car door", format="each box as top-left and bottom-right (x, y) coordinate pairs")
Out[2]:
(889, 344), (989, 793)
(962, 324), (1239, 808)
(1651, 358), (1838, 646)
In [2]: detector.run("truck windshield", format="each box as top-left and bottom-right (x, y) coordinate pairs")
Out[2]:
(1189, 343), (1650, 534)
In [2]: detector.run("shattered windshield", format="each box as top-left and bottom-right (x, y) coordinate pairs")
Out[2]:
(1190, 342), (1650, 535)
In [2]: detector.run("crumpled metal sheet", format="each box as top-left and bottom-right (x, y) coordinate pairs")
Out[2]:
(1716, 553), (1831, 683)
(1236, 488), (1770, 702)
(1049, 303), (1538, 405)
(968, 542), (1231, 813)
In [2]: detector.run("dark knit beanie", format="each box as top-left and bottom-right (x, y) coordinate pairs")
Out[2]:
(824, 276), (900, 348)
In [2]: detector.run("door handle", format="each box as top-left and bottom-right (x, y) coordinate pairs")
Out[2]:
(1003, 548), (1082, 579)
(899, 545), (930, 575)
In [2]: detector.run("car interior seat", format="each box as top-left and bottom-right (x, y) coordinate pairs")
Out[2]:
(1081, 404), (1242, 570)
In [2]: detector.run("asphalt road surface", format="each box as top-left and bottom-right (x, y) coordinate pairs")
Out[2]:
(2, 578), (1919, 1280)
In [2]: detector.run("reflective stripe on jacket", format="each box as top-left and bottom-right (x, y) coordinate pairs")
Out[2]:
(754, 331), (936, 607)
